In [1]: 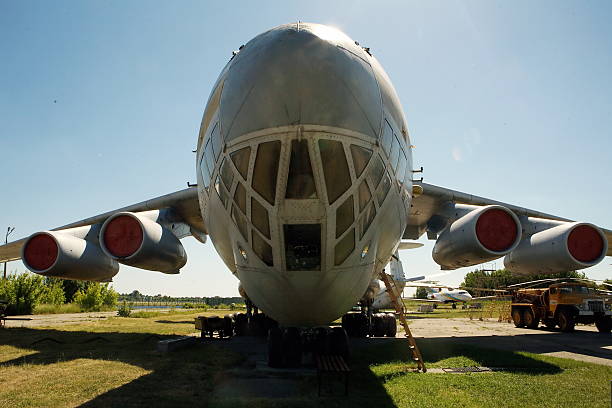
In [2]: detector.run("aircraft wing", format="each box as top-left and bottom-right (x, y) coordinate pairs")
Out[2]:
(405, 181), (612, 257)
(0, 187), (205, 264)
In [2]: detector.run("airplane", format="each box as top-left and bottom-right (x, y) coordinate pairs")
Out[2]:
(1, 22), (611, 366)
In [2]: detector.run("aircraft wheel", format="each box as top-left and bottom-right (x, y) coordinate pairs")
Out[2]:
(512, 308), (525, 328)
(523, 309), (539, 329)
(543, 319), (556, 330)
(223, 315), (234, 338)
(234, 313), (248, 336)
(372, 314), (387, 337)
(557, 311), (575, 332)
(282, 327), (302, 367)
(595, 317), (612, 333)
(329, 327), (350, 362)
(385, 314), (397, 337)
(267, 327), (283, 368)
(452, 303), (457, 309)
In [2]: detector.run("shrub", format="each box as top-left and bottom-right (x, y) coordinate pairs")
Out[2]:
(117, 301), (131, 317)
(0, 273), (46, 315)
(74, 283), (119, 311)
(39, 279), (66, 305)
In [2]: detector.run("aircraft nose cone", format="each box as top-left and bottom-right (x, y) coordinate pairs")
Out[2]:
(219, 23), (382, 142)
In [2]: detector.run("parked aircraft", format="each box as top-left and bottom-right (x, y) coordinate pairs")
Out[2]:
(1, 23), (611, 364)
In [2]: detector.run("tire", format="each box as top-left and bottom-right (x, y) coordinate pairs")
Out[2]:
(385, 314), (397, 337)
(452, 303), (457, 309)
(234, 313), (248, 336)
(372, 314), (387, 337)
(267, 327), (283, 368)
(282, 327), (302, 367)
(557, 310), (575, 332)
(595, 317), (612, 333)
(523, 309), (539, 329)
(543, 319), (556, 330)
(512, 308), (525, 328)
(329, 327), (350, 362)
(223, 315), (234, 338)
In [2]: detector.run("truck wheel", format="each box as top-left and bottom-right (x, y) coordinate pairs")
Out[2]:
(512, 308), (525, 328)
(523, 309), (539, 329)
(595, 317), (612, 333)
(557, 311), (575, 332)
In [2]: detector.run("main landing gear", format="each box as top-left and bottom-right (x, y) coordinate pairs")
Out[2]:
(341, 309), (398, 338)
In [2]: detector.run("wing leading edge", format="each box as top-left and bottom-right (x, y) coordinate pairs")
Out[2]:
(0, 187), (205, 264)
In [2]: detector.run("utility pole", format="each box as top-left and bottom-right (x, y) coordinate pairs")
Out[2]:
(3, 226), (15, 279)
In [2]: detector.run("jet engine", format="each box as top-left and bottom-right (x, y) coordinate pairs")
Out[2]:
(504, 222), (607, 275)
(100, 212), (187, 273)
(22, 231), (118, 281)
(433, 205), (521, 269)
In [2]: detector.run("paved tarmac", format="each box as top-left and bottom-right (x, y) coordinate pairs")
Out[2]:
(407, 317), (612, 366)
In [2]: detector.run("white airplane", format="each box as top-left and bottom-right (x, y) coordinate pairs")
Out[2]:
(423, 287), (473, 305)
(1, 23), (611, 364)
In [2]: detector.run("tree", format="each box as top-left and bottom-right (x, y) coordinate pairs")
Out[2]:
(461, 268), (589, 293)
(74, 283), (118, 311)
(414, 287), (428, 299)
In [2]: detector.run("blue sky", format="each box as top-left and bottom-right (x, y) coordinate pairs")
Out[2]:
(1, 1), (611, 296)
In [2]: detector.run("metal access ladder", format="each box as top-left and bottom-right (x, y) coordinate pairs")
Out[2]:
(379, 271), (427, 373)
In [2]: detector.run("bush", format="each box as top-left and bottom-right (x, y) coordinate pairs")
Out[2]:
(39, 279), (65, 305)
(74, 283), (119, 311)
(117, 301), (131, 317)
(0, 273), (46, 315)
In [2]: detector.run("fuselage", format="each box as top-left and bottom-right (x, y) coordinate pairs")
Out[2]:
(195, 23), (413, 326)
(429, 290), (473, 303)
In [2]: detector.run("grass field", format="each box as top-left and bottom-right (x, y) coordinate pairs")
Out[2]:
(0, 309), (610, 408)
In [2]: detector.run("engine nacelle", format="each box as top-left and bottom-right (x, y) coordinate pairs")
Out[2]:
(22, 231), (119, 281)
(504, 222), (607, 275)
(433, 205), (521, 269)
(100, 212), (187, 273)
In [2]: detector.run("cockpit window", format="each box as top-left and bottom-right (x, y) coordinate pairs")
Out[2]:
(367, 154), (385, 190)
(336, 195), (354, 238)
(358, 180), (371, 212)
(215, 176), (228, 207)
(286, 139), (317, 199)
(382, 120), (393, 156)
(211, 123), (223, 160)
(319, 140), (351, 204)
(376, 171), (392, 206)
(396, 150), (407, 186)
(359, 202), (376, 239)
(230, 146), (251, 180)
(335, 228), (355, 266)
(252, 141), (281, 205)
(251, 197), (270, 239)
(220, 159), (234, 191)
(231, 205), (248, 240)
(204, 140), (216, 180)
(284, 224), (321, 271)
(200, 156), (210, 188)
(252, 229), (273, 266)
(390, 135), (400, 172)
(234, 182), (247, 214)
(350, 145), (372, 178)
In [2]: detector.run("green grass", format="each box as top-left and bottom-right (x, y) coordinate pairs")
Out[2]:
(1, 309), (610, 408)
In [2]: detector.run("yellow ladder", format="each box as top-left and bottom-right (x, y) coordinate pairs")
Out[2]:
(379, 271), (427, 373)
